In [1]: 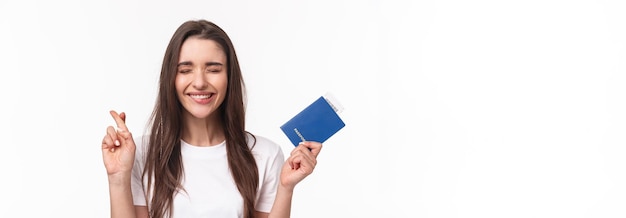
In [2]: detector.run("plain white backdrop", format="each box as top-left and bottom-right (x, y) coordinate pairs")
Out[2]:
(1, 0), (625, 217)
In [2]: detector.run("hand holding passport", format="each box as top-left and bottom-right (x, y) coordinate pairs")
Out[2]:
(280, 93), (346, 146)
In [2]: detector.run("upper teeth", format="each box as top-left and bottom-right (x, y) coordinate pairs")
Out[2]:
(191, 94), (210, 99)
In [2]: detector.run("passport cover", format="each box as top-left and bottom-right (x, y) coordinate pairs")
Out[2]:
(280, 96), (346, 146)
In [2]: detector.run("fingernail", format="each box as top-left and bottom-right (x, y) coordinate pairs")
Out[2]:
(115, 140), (120, 146)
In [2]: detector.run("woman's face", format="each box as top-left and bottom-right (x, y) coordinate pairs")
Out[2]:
(175, 37), (228, 120)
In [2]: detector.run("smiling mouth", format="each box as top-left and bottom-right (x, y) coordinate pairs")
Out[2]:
(189, 94), (213, 99)
(187, 93), (214, 105)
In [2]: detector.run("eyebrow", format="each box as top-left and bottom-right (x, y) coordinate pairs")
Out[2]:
(177, 61), (224, 67)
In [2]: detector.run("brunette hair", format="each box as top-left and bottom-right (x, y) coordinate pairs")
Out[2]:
(142, 19), (258, 218)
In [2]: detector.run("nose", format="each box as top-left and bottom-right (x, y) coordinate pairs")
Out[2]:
(192, 68), (208, 89)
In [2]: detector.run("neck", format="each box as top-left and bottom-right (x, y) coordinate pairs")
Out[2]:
(181, 113), (225, 147)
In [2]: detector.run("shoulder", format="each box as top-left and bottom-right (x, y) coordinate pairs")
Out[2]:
(133, 134), (151, 158)
(246, 132), (283, 157)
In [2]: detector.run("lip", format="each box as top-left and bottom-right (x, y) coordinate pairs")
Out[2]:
(187, 92), (214, 105)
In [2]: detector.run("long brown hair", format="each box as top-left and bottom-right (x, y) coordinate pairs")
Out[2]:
(142, 19), (259, 218)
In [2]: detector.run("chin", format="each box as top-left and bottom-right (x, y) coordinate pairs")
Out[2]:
(191, 111), (214, 119)
(181, 107), (213, 119)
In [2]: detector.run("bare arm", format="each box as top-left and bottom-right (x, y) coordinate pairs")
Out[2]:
(108, 176), (138, 218)
(102, 111), (148, 218)
(265, 141), (323, 218)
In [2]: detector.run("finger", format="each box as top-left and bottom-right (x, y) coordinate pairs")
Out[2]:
(106, 126), (121, 146)
(290, 144), (311, 160)
(117, 127), (133, 141)
(288, 149), (316, 170)
(288, 154), (315, 174)
(297, 147), (317, 166)
(298, 141), (322, 157)
(293, 141), (321, 158)
(120, 112), (126, 122)
(288, 155), (302, 170)
(102, 132), (115, 149)
(109, 110), (128, 132)
(291, 146), (313, 161)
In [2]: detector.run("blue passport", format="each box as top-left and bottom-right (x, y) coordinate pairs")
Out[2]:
(280, 95), (346, 146)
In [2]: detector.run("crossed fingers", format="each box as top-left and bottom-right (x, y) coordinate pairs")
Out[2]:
(102, 110), (131, 152)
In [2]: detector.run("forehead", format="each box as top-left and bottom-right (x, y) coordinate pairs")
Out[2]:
(179, 37), (226, 63)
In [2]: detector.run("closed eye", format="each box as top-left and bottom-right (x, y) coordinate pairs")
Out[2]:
(207, 67), (222, 73)
(178, 69), (192, 74)
(177, 61), (193, 74)
(206, 62), (224, 73)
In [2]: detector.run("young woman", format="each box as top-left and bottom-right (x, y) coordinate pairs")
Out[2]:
(101, 19), (322, 218)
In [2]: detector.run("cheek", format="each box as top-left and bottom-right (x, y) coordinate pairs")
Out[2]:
(175, 74), (187, 94)
(214, 74), (229, 92)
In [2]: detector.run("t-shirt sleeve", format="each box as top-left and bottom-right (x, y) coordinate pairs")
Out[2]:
(255, 143), (285, 212)
(131, 136), (147, 206)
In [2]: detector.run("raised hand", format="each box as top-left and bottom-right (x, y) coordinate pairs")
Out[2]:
(101, 110), (136, 178)
(280, 141), (323, 189)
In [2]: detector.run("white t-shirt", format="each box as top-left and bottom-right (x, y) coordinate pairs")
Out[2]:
(131, 133), (285, 218)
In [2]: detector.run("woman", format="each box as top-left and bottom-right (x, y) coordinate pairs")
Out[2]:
(101, 19), (322, 218)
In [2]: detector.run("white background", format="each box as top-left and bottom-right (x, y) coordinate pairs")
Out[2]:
(1, 0), (625, 217)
